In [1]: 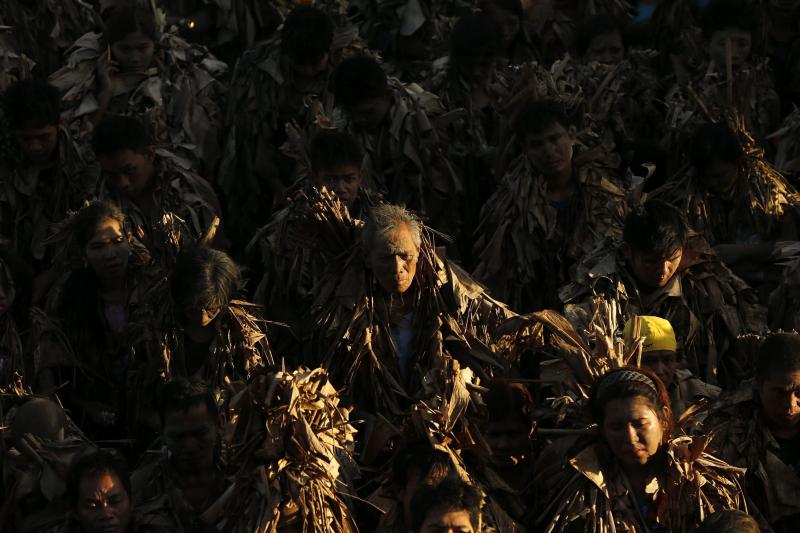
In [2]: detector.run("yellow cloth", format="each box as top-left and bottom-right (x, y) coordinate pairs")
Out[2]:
(623, 316), (677, 353)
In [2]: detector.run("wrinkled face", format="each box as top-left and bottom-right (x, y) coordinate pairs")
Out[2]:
(75, 471), (132, 533)
(699, 159), (739, 195)
(98, 148), (155, 200)
(313, 164), (362, 208)
(627, 247), (684, 290)
(84, 218), (130, 284)
(419, 508), (476, 533)
(585, 31), (625, 65)
(184, 302), (222, 328)
(485, 414), (530, 468)
(709, 29), (752, 69)
(601, 396), (665, 469)
(290, 53), (329, 79)
(367, 224), (420, 295)
(0, 263), (15, 317)
(524, 122), (574, 181)
(758, 370), (800, 432)
(110, 32), (156, 73)
(13, 123), (59, 165)
(163, 403), (217, 474)
(642, 350), (678, 388)
(345, 95), (391, 131)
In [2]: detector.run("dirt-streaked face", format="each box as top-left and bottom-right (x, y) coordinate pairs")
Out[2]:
(98, 148), (155, 200)
(110, 31), (155, 73)
(75, 471), (132, 533)
(419, 508), (476, 533)
(709, 28), (752, 69)
(585, 31), (625, 65)
(523, 122), (575, 181)
(84, 218), (130, 285)
(758, 370), (800, 434)
(13, 123), (59, 165)
(601, 396), (665, 469)
(163, 403), (218, 475)
(313, 164), (362, 208)
(626, 247), (684, 290)
(367, 224), (420, 295)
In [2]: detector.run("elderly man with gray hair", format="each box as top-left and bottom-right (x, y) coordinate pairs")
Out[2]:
(308, 202), (514, 427)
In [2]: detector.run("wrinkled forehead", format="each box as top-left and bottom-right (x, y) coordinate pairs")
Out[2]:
(370, 224), (420, 255)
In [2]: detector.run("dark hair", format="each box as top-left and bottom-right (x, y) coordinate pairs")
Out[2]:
(11, 398), (67, 442)
(701, 0), (756, 39)
(158, 377), (218, 423)
(92, 115), (152, 157)
(410, 480), (482, 531)
(281, 6), (334, 66)
(623, 200), (688, 257)
(696, 510), (760, 533)
(103, 3), (158, 44)
(486, 381), (534, 424)
(73, 201), (127, 249)
(689, 123), (744, 171)
(2, 80), (61, 130)
(66, 450), (131, 507)
(514, 99), (571, 140)
(0, 246), (33, 328)
(479, 0), (523, 19)
(390, 440), (455, 489)
(451, 12), (501, 62)
(331, 56), (387, 108)
(755, 333), (800, 382)
(309, 129), (363, 174)
(170, 246), (241, 314)
(574, 14), (625, 57)
(589, 366), (673, 437)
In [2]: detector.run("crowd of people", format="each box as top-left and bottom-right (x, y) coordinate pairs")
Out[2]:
(1, 0), (800, 531)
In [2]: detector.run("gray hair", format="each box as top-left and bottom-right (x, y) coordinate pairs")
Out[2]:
(362, 204), (423, 251)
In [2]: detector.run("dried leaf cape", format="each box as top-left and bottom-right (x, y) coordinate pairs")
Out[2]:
(1, 382), (96, 533)
(49, 29), (227, 173)
(0, 127), (99, 268)
(163, 299), (274, 388)
(549, 51), (664, 143)
(654, 115), (800, 246)
(0, 0), (101, 76)
(532, 434), (746, 532)
(247, 186), (375, 343)
(309, 220), (514, 419)
(704, 382), (800, 531)
(99, 149), (222, 267)
(336, 78), (464, 239)
(662, 58), (782, 151)
(492, 306), (746, 532)
(769, 247), (800, 331)
(559, 235), (767, 387)
(217, 28), (368, 248)
(471, 143), (630, 314)
(213, 368), (358, 532)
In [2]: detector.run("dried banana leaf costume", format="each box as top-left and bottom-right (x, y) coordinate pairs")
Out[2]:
(309, 221), (513, 419)
(0, 0), (101, 76)
(0, 127), (98, 270)
(472, 145), (629, 314)
(704, 383), (800, 531)
(560, 235), (767, 386)
(0, 26), (35, 89)
(769, 251), (800, 331)
(551, 51), (664, 143)
(49, 30), (227, 173)
(496, 309), (746, 531)
(655, 115), (800, 247)
(662, 59), (781, 152)
(533, 434), (746, 532)
(164, 300), (274, 387)
(247, 186), (375, 347)
(337, 79), (464, 240)
(99, 149), (222, 267)
(1, 391), (97, 533)
(212, 368), (358, 532)
(218, 29), (367, 249)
